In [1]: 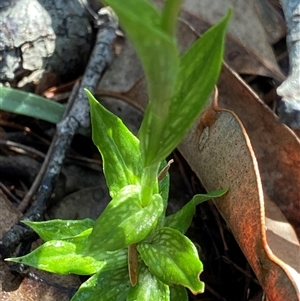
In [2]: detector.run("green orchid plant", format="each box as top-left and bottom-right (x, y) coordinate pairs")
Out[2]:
(6, 1), (231, 300)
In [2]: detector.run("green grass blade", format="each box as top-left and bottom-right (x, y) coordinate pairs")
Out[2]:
(0, 87), (65, 124)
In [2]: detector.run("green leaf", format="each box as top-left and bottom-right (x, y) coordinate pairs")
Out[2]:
(164, 200), (195, 234)
(136, 29), (179, 168)
(138, 227), (204, 294)
(193, 188), (228, 205)
(0, 86), (65, 124)
(71, 267), (130, 301)
(161, 0), (183, 37)
(22, 218), (94, 241)
(170, 285), (188, 301)
(149, 10), (232, 162)
(102, 0), (180, 167)
(87, 90), (142, 198)
(164, 189), (228, 233)
(127, 262), (170, 301)
(6, 235), (127, 275)
(104, 0), (162, 29)
(86, 185), (164, 253)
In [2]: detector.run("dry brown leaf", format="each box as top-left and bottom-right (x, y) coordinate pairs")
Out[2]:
(48, 186), (110, 220)
(0, 191), (21, 238)
(99, 38), (143, 93)
(180, 0), (285, 81)
(249, 0), (286, 44)
(178, 104), (300, 300)
(218, 64), (300, 238)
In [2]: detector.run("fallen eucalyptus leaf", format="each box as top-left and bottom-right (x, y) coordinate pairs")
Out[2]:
(218, 64), (300, 239)
(178, 100), (300, 300)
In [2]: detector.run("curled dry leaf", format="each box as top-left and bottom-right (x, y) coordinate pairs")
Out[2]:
(178, 101), (300, 301)
(218, 64), (300, 239)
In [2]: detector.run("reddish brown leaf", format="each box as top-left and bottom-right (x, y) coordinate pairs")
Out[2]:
(178, 103), (300, 300)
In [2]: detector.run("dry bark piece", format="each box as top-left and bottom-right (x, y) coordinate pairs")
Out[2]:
(0, 0), (94, 85)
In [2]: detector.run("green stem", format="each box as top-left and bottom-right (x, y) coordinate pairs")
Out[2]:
(140, 164), (159, 207)
(161, 0), (183, 37)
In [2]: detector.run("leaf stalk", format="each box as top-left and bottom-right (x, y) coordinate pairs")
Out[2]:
(140, 164), (159, 206)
